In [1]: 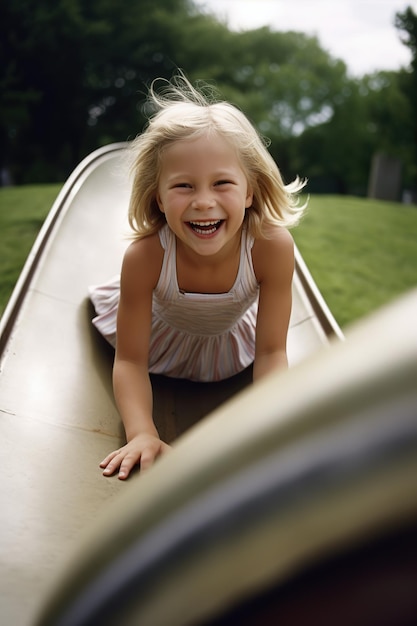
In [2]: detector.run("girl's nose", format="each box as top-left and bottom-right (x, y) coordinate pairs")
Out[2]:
(191, 189), (215, 209)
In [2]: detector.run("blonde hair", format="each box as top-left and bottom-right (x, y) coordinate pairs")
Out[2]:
(128, 73), (306, 240)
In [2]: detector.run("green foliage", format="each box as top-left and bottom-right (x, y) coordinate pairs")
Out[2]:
(396, 6), (417, 70)
(395, 6), (417, 168)
(1, 0), (201, 182)
(295, 69), (416, 193)
(0, 0), (416, 196)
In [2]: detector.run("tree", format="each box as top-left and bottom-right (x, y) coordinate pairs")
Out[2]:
(0, 0), (203, 182)
(2, 0), (414, 193)
(185, 27), (351, 180)
(395, 6), (417, 185)
(295, 68), (415, 195)
(396, 6), (417, 74)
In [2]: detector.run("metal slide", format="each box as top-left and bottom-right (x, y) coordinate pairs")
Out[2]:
(1, 144), (415, 625)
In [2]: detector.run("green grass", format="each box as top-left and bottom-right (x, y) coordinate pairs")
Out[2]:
(0, 184), (62, 316)
(1, 186), (416, 327)
(293, 195), (417, 327)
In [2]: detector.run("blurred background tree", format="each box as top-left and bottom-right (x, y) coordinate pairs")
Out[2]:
(1, 0), (415, 197)
(395, 6), (417, 184)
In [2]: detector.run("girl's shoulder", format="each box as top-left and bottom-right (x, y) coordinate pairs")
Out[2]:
(121, 233), (164, 291)
(251, 226), (294, 283)
(252, 225), (294, 255)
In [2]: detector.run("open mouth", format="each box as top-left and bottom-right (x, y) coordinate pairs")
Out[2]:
(187, 220), (224, 235)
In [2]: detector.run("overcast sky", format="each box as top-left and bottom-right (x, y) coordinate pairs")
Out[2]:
(194, 0), (417, 76)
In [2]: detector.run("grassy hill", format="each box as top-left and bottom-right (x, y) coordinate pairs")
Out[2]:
(294, 195), (417, 327)
(0, 184), (62, 317)
(1, 185), (416, 327)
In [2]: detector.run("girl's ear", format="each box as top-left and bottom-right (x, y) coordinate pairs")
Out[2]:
(245, 186), (254, 208)
(156, 193), (165, 213)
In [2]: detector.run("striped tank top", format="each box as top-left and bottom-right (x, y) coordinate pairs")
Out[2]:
(90, 224), (259, 382)
(149, 225), (259, 381)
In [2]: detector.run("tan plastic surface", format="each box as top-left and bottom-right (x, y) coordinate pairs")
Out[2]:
(38, 289), (417, 626)
(0, 144), (341, 625)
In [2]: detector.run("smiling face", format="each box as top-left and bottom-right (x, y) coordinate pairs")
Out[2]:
(156, 132), (253, 260)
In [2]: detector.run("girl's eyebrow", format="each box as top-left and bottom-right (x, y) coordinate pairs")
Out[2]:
(165, 174), (191, 185)
(166, 168), (242, 181)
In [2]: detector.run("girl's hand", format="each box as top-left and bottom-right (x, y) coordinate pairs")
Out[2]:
(100, 434), (171, 480)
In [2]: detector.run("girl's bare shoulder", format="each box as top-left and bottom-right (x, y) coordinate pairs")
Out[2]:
(121, 233), (164, 290)
(252, 226), (294, 283)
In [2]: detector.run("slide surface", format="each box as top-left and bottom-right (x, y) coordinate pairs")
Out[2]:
(1, 145), (415, 626)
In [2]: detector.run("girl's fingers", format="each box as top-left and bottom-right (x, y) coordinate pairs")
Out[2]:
(102, 458), (120, 476)
(138, 447), (156, 472)
(118, 457), (137, 479)
(99, 449), (120, 468)
(119, 446), (155, 478)
(101, 441), (172, 479)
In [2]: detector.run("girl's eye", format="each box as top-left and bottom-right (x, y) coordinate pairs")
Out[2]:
(173, 183), (191, 188)
(215, 180), (232, 186)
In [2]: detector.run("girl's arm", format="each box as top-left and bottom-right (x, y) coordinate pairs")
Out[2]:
(252, 227), (295, 381)
(100, 235), (170, 479)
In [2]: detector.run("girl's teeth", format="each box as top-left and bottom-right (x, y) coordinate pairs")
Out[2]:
(189, 220), (222, 235)
(190, 221), (220, 226)
(192, 225), (217, 235)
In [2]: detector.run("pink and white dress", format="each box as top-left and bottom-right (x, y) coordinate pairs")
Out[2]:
(90, 224), (259, 382)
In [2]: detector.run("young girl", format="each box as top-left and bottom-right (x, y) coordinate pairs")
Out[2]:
(90, 74), (306, 480)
